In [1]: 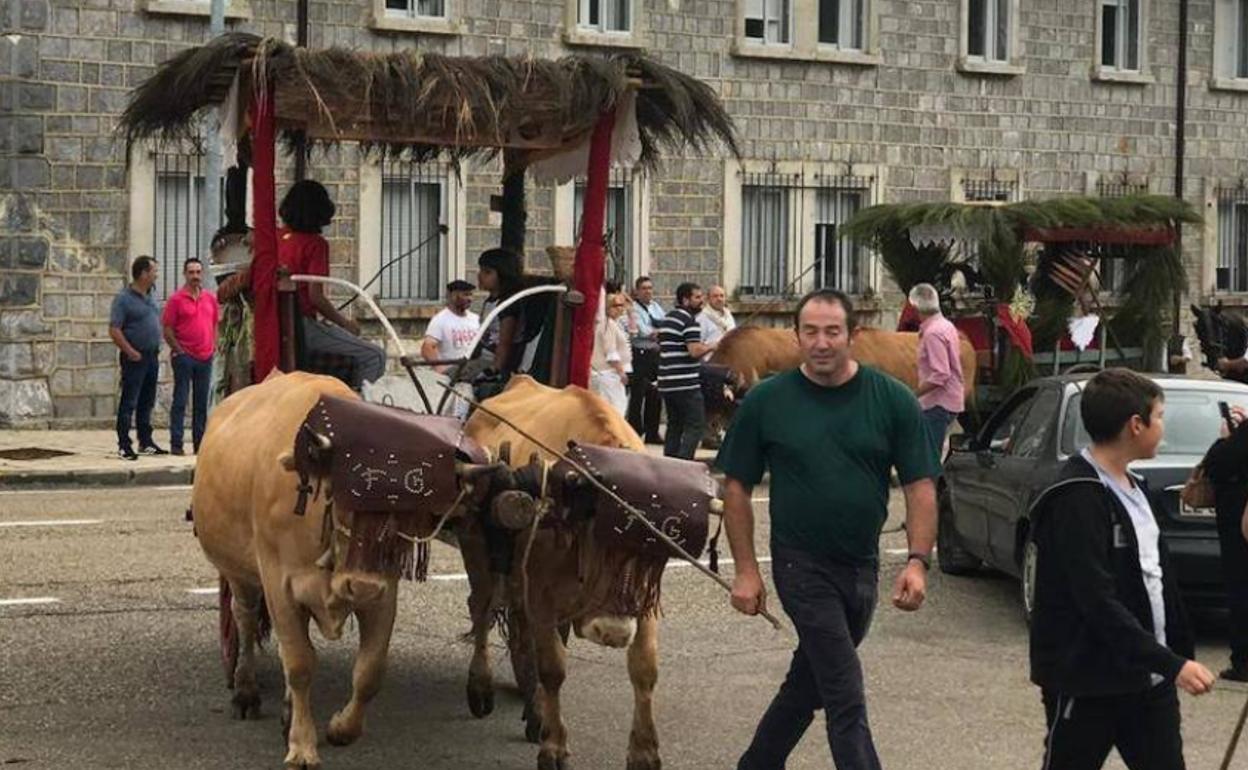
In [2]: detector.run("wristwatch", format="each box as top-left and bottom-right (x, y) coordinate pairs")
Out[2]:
(907, 552), (932, 571)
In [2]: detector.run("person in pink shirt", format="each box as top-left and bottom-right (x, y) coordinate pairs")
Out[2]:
(162, 257), (219, 455)
(910, 283), (965, 465)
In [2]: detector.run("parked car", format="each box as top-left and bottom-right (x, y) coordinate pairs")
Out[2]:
(939, 374), (1248, 620)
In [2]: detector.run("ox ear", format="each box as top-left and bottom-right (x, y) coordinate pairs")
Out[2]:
(497, 441), (512, 466)
(278, 451), (297, 472)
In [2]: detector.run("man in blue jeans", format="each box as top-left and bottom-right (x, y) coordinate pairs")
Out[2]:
(109, 256), (166, 461)
(162, 257), (219, 455)
(717, 288), (940, 769)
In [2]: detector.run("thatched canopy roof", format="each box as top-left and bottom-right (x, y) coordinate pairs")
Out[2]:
(119, 32), (738, 168)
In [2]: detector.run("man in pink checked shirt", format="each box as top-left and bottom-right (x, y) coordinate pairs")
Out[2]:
(910, 283), (964, 465)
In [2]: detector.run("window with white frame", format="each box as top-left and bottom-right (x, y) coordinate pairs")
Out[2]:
(378, 161), (448, 302)
(966, 0), (1010, 62)
(578, 0), (630, 33)
(744, 0), (791, 44)
(1217, 187), (1248, 293)
(385, 0), (445, 18)
(1099, 0), (1141, 72)
(574, 172), (635, 287)
(152, 153), (222, 301)
(814, 180), (867, 294)
(818, 0), (865, 49)
(740, 174), (794, 297)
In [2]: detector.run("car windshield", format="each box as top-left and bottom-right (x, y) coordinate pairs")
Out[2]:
(1062, 387), (1248, 457)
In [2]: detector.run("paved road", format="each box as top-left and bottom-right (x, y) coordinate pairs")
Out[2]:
(2, 487), (1246, 769)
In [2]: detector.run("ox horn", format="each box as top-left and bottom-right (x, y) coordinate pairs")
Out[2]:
(710, 498), (725, 515)
(304, 428), (331, 451)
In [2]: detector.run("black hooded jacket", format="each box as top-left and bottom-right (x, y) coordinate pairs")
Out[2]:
(1029, 454), (1194, 696)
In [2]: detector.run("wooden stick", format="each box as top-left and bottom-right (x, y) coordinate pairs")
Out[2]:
(1220, 689), (1248, 770)
(445, 383), (783, 631)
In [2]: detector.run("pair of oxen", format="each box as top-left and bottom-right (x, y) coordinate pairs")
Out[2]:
(192, 370), (718, 770)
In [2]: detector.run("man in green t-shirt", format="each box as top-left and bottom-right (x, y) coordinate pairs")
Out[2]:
(717, 288), (940, 770)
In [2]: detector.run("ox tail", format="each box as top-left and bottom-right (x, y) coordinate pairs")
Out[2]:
(218, 577), (272, 689)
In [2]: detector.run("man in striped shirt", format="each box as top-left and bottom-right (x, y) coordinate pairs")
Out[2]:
(658, 282), (719, 459)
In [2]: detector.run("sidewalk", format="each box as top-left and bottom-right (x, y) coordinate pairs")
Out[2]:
(0, 429), (716, 490)
(0, 430), (196, 490)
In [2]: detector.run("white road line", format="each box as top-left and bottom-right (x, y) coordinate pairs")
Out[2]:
(0, 597), (60, 607)
(0, 484), (192, 496)
(186, 588), (218, 595)
(0, 519), (103, 528)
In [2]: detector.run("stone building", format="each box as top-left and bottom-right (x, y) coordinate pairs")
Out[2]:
(2, 0), (1247, 426)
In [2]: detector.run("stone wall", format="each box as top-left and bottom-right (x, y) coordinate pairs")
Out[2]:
(2, 0), (1247, 426)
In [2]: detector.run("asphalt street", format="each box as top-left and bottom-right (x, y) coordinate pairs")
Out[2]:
(2, 486), (1247, 769)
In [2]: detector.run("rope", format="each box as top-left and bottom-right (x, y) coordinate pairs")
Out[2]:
(432, 380), (784, 631)
(394, 486), (469, 546)
(519, 461), (552, 622)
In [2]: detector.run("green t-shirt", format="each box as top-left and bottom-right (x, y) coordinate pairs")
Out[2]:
(715, 365), (939, 566)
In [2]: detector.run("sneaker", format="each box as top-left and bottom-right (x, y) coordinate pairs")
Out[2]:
(139, 444), (168, 456)
(118, 447), (138, 461)
(170, 447), (185, 457)
(1221, 667), (1248, 683)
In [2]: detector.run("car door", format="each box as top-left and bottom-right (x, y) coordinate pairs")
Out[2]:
(985, 385), (1063, 572)
(947, 387), (1038, 565)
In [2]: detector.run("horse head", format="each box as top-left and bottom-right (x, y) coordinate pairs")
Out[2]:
(1192, 303), (1248, 375)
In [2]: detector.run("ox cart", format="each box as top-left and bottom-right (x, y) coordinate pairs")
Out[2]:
(120, 33), (741, 770)
(841, 195), (1201, 422)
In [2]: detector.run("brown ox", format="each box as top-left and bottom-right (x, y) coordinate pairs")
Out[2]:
(458, 375), (668, 770)
(193, 371), (488, 770)
(710, 325), (978, 396)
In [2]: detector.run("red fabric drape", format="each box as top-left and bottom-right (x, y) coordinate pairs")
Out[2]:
(896, 301), (921, 332)
(995, 303), (1034, 359)
(568, 109), (616, 389)
(250, 89), (279, 380)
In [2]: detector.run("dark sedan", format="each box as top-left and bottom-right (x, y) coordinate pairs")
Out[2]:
(939, 374), (1248, 619)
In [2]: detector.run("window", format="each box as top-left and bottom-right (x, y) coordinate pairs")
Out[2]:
(1213, 0), (1248, 87)
(1010, 387), (1060, 458)
(385, 0), (445, 17)
(1241, 0), (1248, 77)
(967, 0), (1009, 62)
(961, 177), (1018, 203)
(814, 181), (867, 294)
(1217, 186), (1248, 293)
(1099, 0), (1141, 71)
(740, 178), (793, 297)
(152, 153), (222, 301)
(744, 0), (791, 44)
(818, 0), (864, 49)
(578, 0), (629, 32)
(986, 389), (1035, 453)
(1092, 178), (1148, 292)
(378, 161), (448, 302)
(574, 173), (634, 287)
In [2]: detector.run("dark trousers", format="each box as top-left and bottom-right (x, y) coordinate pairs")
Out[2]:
(170, 354), (212, 452)
(739, 545), (881, 770)
(627, 346), (662, 440)
(1217, 509), (1248, 670)
(661, 388), (705, 460)
(921, 406), (956, 468)
(1040, 684), (1184, 770)
(117, 351), (159, 452)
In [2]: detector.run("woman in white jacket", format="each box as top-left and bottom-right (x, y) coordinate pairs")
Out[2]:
(591, 289), (632, 415)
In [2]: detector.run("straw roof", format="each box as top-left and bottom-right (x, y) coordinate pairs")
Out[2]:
(119, 32), (738, 167)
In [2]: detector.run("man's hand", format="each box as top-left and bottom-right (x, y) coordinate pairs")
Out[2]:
(125, 349), (142, 362)
(1176, 660), (1215, 695)
(892, 560), (927, 611)
(731, 569), (767, 617)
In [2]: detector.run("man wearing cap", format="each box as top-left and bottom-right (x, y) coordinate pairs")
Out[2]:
(422, 279), (480, 418)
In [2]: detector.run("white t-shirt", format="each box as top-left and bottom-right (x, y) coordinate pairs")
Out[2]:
(424, 307), (480, 362)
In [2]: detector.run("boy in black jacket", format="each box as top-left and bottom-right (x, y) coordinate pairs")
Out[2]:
(1030, 369), (1214, 769)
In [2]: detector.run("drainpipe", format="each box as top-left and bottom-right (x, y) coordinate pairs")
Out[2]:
(293, 0), (309, 181)
(201, 0), (225, 289)
(1173, 0), (1189, 339)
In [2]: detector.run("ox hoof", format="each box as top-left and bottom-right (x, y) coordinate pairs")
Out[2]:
(326, 711), (361, 747)
(537, 750), (570, 770)
(523, 703), (542, 744)
(231, 689), (261, 721)
(467, 682), (495, 719)
(283, 748), (320, 770)
(626, 755), (662, 770)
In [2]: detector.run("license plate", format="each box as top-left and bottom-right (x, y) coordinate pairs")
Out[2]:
(1179, 500), (1216, 518)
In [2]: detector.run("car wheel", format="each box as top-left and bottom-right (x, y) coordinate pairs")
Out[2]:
(937, 486), (981, 576)
(1021, 539), (1038, 626)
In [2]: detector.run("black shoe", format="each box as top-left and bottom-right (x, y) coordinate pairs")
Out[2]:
(1221, 667), (1248, 682)
(118, 448), (138, 461)
(139, 444), (168, 456)
(170, 447), (185, 457)
(644, 434), (664, 445)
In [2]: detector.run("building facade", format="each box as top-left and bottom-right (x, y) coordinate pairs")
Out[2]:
(2, 0), (1247, 426)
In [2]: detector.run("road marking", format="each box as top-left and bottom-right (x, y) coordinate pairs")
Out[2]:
(187, 587), (218, 595)
(0, 484), (191, 496)
(0, 597), (60, 607)
(0, 518), (102, 528)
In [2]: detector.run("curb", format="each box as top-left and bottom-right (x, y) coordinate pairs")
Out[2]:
(0, 465), (195, 490)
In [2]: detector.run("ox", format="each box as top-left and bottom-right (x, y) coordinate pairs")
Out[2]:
(192, 371), (496, 770)
(455, 375), (713, 770)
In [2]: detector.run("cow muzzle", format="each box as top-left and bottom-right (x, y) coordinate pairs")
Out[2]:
(575, 615), (638, 649)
